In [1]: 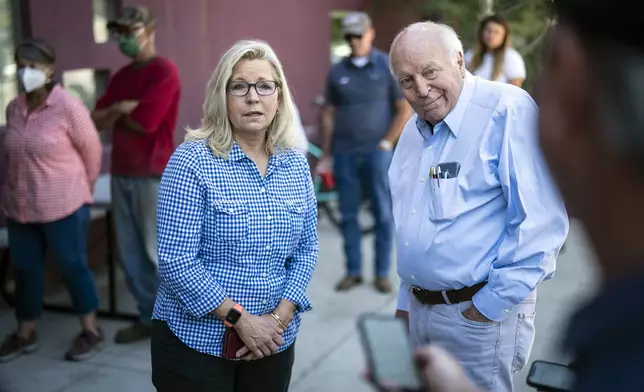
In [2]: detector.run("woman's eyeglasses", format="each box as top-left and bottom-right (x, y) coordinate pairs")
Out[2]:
(227, 80), (279, 97)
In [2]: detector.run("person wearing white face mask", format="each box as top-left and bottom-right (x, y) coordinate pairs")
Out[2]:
(0, 39), (104, 363)
(18, 66), (49, 93)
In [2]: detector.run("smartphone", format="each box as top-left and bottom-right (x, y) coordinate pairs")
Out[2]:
(358, 314), (422, 392)
(526, 360), (575, 391)
(222, 328), (244, 360)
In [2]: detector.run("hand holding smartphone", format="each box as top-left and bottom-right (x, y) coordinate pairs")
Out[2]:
(526, 360), (575, 391)
(358, 314), (422, 392)
(222, 328), (244, 360)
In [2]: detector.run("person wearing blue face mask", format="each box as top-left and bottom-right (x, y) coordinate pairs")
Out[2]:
(91, 4), (181, 345)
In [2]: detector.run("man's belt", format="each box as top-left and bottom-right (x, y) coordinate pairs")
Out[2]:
(411, 281), (487, 305)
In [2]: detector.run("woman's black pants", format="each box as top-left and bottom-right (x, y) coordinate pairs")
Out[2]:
(151, 320), (295, 392)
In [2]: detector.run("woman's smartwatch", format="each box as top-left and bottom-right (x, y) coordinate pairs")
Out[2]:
(224, 303), (244, 328)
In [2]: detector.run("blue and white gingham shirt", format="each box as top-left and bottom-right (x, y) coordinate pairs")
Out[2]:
(153, 140), (319, 357)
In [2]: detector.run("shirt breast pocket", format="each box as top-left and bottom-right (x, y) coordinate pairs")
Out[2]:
(428, 178), (461, 221)
(213, 200), (250, 243)
(280, 199), (306, 247)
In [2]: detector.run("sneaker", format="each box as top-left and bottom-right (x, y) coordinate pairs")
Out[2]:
(0, 332), (38, 363)
(374, 277), (393, 293)
(114, 323), (152, 344)
(65, 329), (105, 362)
(335, 276), (363, 291)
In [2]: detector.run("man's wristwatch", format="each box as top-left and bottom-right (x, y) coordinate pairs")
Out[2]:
(378, 139), (393, 150)
(224, 303), (244, 328)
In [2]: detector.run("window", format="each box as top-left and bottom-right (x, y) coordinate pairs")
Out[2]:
(329, 10), (352, 64)
(93, 0), (118, 44)
(62, 69), (111, 143)
(0, 0), (20, 124)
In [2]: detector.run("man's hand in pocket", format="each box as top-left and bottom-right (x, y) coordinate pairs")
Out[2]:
(462, 305), (492, 323)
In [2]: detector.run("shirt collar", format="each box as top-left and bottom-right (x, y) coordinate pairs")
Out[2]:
(228, 140), (286, 166)
(414, 72), (476, 139)
(228, 141), (247, 161)
(415, 115), (433, 139)
(345, 50), (378, 68)
(16, 84), (62, 113)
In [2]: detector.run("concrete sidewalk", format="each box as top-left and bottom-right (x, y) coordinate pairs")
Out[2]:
(0, 218), (597, 392)
(291, 220), (599, 392)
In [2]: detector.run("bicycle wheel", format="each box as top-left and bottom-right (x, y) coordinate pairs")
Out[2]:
(320, 199), (375, 235)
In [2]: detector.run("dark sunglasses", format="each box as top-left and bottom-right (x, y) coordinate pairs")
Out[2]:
(108, 24), (145, 38)
(344, 34), (363, 42)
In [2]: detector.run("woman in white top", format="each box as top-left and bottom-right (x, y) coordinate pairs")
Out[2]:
(292, 104), (309, 155)
(464, 14), (526, 87)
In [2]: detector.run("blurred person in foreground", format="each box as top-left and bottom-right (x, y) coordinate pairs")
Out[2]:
(319, 12), (410, 293)
(378, 1), (644, 391)
(150, 39), (318, 391)
(0, 39), (103, 362)
(388, 21), (568, 392)
(465, 14), (526, 87)
(91, 5), (181, 344)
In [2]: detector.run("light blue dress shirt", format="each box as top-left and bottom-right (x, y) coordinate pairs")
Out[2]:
(153, 140), (318, 357)
(389, 74), (569, 322)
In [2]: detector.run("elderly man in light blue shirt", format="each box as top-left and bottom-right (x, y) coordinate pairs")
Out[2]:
(388, 22), (568, 392)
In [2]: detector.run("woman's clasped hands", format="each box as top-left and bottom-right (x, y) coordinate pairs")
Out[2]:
(234, 313), (285, 361)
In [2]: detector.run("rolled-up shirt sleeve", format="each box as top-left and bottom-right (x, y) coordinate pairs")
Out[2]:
(472, 103), (569, 322)
(282, 157), (319, 312)
(157, 145), (228, 318)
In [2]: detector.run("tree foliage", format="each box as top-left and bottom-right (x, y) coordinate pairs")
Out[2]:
(376, 0), (555, 92)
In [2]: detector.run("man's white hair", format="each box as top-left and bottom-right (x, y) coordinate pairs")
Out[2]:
(389, 22), (464, 71)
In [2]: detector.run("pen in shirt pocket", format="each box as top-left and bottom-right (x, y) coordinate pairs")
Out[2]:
(429, 166), (435, 188)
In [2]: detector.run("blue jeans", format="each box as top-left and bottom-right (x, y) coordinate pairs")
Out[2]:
(7, 205), (99, 320)
(333, 149), (394, 278)
(111, 176), (160, 325)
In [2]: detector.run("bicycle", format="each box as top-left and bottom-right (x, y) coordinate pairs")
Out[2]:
(307, 142), (375, 234)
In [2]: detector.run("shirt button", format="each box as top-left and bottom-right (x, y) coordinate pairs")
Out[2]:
(263, 300), (268, 304)
(262, 273), (268, 278)
(265, 244), (271, 250)
(428, 146), (432, 150)
(412, 209), (417, 215)
(411, 274), (415, 280)
(420, 178), (425, 182)
(404, 242), (409, 247)
(259, 187), (266, 193)
(267, 215), (272, 220)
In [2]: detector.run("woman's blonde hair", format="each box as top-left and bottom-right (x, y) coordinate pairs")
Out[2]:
(185, 39), (297, 157)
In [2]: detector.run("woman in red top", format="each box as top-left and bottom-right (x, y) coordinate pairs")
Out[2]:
(0, 40), (104, 363)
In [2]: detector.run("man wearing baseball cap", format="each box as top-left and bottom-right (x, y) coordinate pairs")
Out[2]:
(91, 5), (181, 344)
(320, 12), (410, 294)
